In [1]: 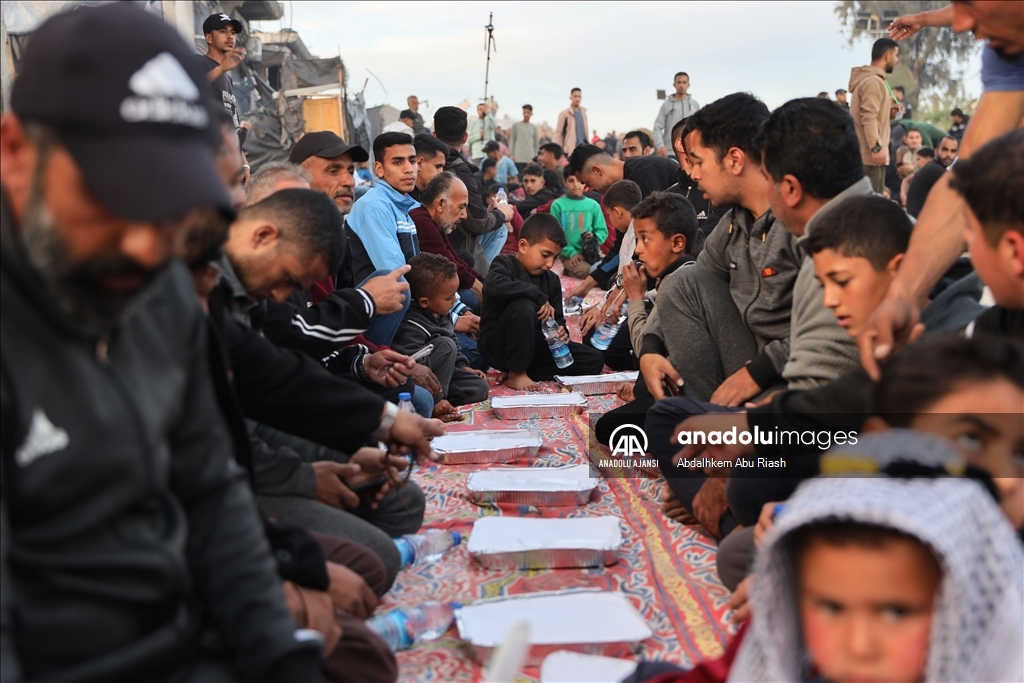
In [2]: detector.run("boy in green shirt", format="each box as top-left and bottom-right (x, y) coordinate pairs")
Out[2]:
(551, 167), (608, 278)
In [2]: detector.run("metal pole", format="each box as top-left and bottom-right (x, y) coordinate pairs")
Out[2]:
(483, 12), (495, 103)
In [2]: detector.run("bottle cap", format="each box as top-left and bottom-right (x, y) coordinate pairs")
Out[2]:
(450, 601), (463, 610)
(450, 530), (462, 546)
(398, 392), (412, 401)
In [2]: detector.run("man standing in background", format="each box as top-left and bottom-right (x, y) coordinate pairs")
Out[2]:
(203, 12), (246, 129)
(554, 88), (589, 154)
(653, 72), (700, 156)
(509, 104), (539, 171)
(407, 95), (426, 135)
(469, 102), (496, 162)
(849, 37), (900, 193)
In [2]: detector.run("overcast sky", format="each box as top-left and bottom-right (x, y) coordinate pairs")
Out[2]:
(262, 1), (982, 134)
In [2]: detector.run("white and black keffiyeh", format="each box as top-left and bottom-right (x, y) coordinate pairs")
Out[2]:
(729, 431), (1024, 683)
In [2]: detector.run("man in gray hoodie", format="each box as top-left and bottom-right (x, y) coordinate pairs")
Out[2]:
(653, 72), (701, 156)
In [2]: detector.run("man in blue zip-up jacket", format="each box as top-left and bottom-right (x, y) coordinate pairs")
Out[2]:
(346, 132), (420, 346)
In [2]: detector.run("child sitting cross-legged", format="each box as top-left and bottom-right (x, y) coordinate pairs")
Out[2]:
(392, 253), (489, 421)
(479, 214), (605, 391)
(550, 166), (608, 279)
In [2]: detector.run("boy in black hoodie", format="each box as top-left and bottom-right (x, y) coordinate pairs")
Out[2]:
(480, 214), (605, 390)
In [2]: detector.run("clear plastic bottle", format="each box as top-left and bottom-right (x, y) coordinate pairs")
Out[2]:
(495, 188), (508, 205)
(367, 601), (461, 651)
(397, 392), (415, 413)
(590, 315), (622, 351)
(542, 317), (574, 369)
(564, 295), (583, 315)
(394, 529), (462, 569)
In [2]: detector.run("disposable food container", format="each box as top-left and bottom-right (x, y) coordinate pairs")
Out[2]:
(555, 372), (639, 395)
(466, 464), (597, 507)
(455, 590), (651, 666)
(431, 429), (542, 464)
(490, 392), (588, 419)
(467, 516), (622, 569)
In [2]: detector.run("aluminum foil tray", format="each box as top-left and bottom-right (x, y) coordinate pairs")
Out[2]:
(490, 392), (588, 420)
(555, 371), (639, 396)
(431, 430), (542, 465)
(455, 590), (651, 667)
(468, 516), (622, 569)
(466, 464), (597, 507)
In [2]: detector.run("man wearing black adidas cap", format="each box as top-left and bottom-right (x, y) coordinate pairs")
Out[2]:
(0, 4), (322, 682)
(290, 130), (369, 215)
(203, 12), (246, 129)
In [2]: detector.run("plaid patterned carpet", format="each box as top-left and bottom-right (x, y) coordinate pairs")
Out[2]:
(384, 267), (733, 682)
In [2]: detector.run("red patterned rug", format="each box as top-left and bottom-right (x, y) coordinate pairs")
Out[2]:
(383, 267), (734, 682)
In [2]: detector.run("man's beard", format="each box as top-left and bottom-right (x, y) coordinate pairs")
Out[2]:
(180, 208), (230, 268)
(436, 213), (458, 234)
(20, 176), (163, 330)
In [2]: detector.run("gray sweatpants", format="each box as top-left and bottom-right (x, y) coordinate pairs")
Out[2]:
(654, 266), (760, 401)
(425, 335), (489, 407)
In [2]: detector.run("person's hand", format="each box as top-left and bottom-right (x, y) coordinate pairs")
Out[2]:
(364, 349), (414, 387)
(219, 46), (247, 73)
(409, 363), (443, 397)
(754, 500), (784, 548)
(556, 325), (569, 343)
(887, 14), (925, 40)
(727, 575), (752, 624)
(282, 581), (342, 654)
(857, 289), (926, 380)
(497, 203), (514, 222)
(325, 562), (378, 619)
(744, 390), (779, 409)
(312, 461), (362, 509)
(579, 305), (603, 335)
(709, 365), (762, 407)
(656, 146), (668, 157)
(621, 261), (646, 301)
(615, 382), (634, 402)
(569, 277), (596, 301)
(871, 149), (888, 166)
(466, 367), (488, 379)
(345, 447), (409, 507)
(568, 253), (585, 267)
(454, 313), (480, 336)
(471, 279), (484, 304)
(691, 476), (730, 540)
(639, 353), (683, 401)
(432, 399), (460, 422)
(379, 410), (444, 464)
(360, 265), (411, 316)
(537, 301), (555, 322)
(672, 412), (755, 466)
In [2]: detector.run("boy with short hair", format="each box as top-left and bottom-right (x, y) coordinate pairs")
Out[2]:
(512, 163), (560, 215)
(479, 215), (605, 390)
(484, 140), (519, 186)
(392, 253), (489, 420)
(550, 167), (608, 278)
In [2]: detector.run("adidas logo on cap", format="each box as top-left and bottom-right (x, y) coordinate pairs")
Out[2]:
(120, 52), (209, 128)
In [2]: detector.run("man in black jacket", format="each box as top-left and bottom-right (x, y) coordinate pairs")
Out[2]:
(0, 5), (321, 681)
(433, 106), (514, 272)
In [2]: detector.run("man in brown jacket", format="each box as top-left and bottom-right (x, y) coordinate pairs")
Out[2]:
(553, 88), (590, 153)
(849, 37), (900, 193)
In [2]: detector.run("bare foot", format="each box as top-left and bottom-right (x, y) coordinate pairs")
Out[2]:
(432, 399), (461, 422)
(660, 482), (699, 524)
(496, 371), (508, 384)
(504, 371), (541, 392)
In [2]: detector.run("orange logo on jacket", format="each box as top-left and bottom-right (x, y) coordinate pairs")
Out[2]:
(761, 267), (778, 278)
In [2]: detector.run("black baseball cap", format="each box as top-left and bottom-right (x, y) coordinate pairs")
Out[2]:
(289, 131), (369, 164)
(483, 140), (501, 153)
(203, 12), (243, 36)
(11, 3), (231, 222)
(399, 109), (416, 120)
(835, 88), (847, 95)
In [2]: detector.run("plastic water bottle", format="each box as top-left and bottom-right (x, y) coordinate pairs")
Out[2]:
(496, 188), (508, 205)
(367, 601), (461, 651)
(394, 529), (462, 569)
(564, 296), (583, 315)
(590, 315), (622, 351)
(397, 392), (415, 413)
(542, 317), (574, 369)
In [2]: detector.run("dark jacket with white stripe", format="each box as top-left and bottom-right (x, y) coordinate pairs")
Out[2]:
(262, 284), (376, 361)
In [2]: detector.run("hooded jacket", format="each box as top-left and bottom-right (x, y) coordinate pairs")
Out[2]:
(0, 195), (315, 682)
(849, 65), (894, 165)
(730, 433), (1024, 683)
(345, 180), (420, 283)
(652, 95), (700, 151)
